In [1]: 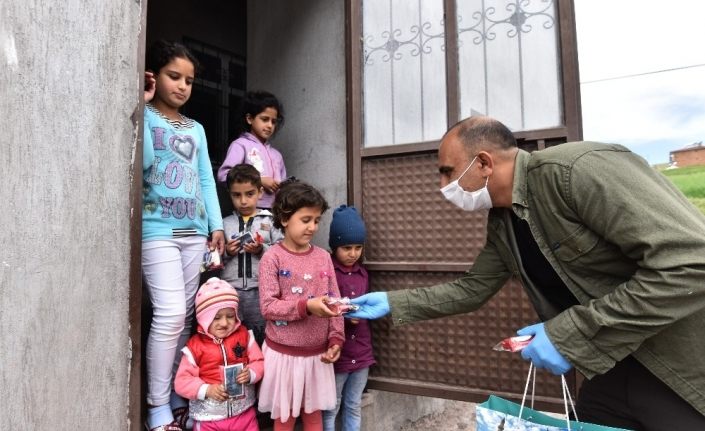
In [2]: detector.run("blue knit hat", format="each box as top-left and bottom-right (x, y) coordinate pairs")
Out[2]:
(329, 205), (367, 250)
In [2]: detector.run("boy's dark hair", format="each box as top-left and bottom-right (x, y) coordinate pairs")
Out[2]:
(146, 40), (201, 74)
(272, 180), (329, 230)
(226, 164), (263, 189)
(237, 91), (285, 136)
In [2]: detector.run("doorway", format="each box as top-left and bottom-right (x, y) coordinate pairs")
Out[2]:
(136, 2), (248, 428)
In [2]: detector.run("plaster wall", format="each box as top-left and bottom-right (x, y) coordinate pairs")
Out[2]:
(247, 0), (348, 246)
(0, 1), (142, 428)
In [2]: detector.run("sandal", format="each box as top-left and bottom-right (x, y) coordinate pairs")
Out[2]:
(144, 420), (182, 431)
(172, 407), (190, 429)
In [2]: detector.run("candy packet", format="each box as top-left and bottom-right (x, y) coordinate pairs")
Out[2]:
(200, 241), (223, 272)
(326, 297), (360, 313)
(492, 335), (534, 352)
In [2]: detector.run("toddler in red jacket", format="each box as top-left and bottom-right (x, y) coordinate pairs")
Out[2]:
(175, 277), (264, 431)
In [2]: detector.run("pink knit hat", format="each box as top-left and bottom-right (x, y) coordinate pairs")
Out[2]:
(195, 277), (240, 334)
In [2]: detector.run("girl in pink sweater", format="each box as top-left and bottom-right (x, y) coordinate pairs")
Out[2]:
(174, 277), (264, 431)
(258, 180), (345, 431)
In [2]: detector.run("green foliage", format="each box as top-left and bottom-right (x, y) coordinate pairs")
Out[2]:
(660, 165), (705, 213)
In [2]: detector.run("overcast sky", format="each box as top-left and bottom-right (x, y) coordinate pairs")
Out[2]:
(574, 0), (705, 164)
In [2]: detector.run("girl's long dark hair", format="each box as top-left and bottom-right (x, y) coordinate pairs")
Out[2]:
(146, 40), (200, 74)
(237, 91), (285, 137)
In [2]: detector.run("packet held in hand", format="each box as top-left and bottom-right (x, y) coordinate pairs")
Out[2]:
(492, 335), (534, 352)
(232, 231), (255, 246)
(200, 241), (223, 273)
(223, 363), (244, 398)
(327, 297), (361, 313)
(231, 230), (265, 252)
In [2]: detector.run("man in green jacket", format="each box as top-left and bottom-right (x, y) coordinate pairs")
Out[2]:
(347, 116), (705, 430)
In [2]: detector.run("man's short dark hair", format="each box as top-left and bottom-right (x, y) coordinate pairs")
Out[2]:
(449, 116), (517, 153)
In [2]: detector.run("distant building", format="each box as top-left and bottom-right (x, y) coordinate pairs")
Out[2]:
(670, 142), (705, 167)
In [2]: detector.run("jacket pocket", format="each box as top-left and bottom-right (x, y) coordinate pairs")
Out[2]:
(552, 225), (600, 262)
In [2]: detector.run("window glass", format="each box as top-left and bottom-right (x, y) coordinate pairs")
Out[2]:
(456, 0), (562, 131)
(362, 0), (448, 147)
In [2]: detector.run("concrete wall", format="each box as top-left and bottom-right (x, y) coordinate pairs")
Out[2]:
(247, 0), (348, 247)
(361, 390), (477, 431)
(0, 1), (142, 429)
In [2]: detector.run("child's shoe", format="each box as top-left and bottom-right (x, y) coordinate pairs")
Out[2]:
(146, 403), (183, 431)
(144, 421), (182, 431)
(172, 407), (190, 430)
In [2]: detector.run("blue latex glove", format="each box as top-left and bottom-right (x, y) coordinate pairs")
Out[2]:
(346, 292), (390, 319)
(517, 323), (573, 375)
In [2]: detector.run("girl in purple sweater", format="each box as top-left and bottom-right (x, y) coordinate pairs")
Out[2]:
(217, 91), (286, 209)
(258, 180), (345, 431)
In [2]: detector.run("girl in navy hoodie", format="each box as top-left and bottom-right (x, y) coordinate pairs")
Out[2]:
(322, 206), (375, 431)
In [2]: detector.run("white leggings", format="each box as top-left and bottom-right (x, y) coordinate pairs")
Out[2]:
(142, 236), (206, 406)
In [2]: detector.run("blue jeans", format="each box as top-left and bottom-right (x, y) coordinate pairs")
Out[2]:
(322, 368), (369, 431)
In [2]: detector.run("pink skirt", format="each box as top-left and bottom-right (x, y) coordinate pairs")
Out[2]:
(258, 342), (336, 422)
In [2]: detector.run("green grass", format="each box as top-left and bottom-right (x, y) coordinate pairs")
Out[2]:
(660, 165), (705, 214)
(689, 198), (705, 215)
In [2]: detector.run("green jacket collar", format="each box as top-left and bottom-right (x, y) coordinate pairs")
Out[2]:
(510, 149), (530, 217)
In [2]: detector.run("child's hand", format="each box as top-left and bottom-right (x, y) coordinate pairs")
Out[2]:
(261, 177), (280, 194)
(144, 71), (156, 102)
(321, 345), (341, 363)
(226, 238), (242, 256)
(243, 242), (263, 255)
(205, 383), (228, 401)
(236, 366), (251, 385)
(211, 230), (225, 255)
(307, 296), (340, 318)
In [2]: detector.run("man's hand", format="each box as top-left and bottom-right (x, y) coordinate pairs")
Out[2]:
(517, 323), (572, 375)
(347, 292), (390, 319)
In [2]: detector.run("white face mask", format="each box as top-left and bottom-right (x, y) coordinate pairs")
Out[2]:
(440, 156), (493, 211)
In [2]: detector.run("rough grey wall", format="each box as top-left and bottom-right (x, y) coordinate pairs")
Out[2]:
(247, 0), (347, 247)
(0, 1), (142, 429)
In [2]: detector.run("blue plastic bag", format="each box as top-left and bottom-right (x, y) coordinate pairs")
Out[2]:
(476, 395), (632, 431)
